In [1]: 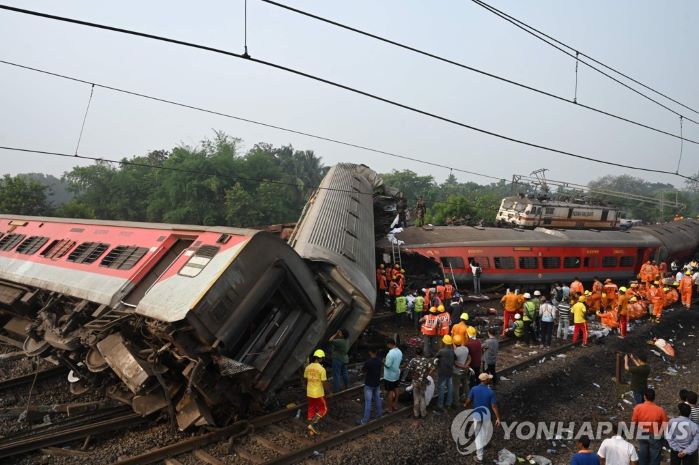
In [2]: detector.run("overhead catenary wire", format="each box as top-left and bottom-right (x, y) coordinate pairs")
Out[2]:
(470, 0), (699, 126)
(0, 4), (697, 182)
(471, 0), (699, 118)
(73, 83), (95, 156)
(0, 59), (505, 183)
(258, 0), (698, 146)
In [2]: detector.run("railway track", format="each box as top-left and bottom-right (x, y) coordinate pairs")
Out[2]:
(106, 340), (578, 465)
(0, 365), (66, 392)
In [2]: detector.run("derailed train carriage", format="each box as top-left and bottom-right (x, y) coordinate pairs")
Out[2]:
(0, 163), (384, 430)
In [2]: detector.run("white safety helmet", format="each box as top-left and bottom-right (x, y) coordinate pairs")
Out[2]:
(523, 292), (531, 299)
(533, 290), (541, 296)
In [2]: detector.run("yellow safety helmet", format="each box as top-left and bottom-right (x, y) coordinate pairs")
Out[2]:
(438, 305), (445, 312)
(619, 286), (627, 293)
(467, 326), (477, 337)
(429, 306), (437, 313)
(313, 349), (326, 358)
(673, 282), (680, 286)
(442, 335), (453, 345)
(601, 292), (607, 298)
(460, 312), (469, 321)
(686, 271), (692, 275)
(452, 334), (464, 346)
(663, 287), (670, 291)
(400, 268), (405, 273)
(629, 296), (638, 302)
(653, 280), (660, 285)
(584, 290), (591, 296)
(445, 278), (450, 283)
(578, 295), (586, 302)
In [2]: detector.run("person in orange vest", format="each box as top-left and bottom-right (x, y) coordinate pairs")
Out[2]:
(616, 286), (630, 338)
(436, 305), (451, 337)
(376, 264), (388, 309)
(451, 312), (471, 344)
(592, 277), (603, 294)
(588, 289), (602, 313)
(388, 280), (399, 312)
(395, 270), (405, 296)
(658, 261), (668, 278)
(570, 278), (584, 298)
(648, 282), (664, 322)
(500, 289), (520, 336)
(665, 284), (679, 306)
(435, 280), (446, 303)
(419, 306), (439, 356)
(679, 271), (694, 309)
(391, 264), (401, 282)
(444, 279), (455, 305)
(650, 261), (660, 281)
(603, 279), (619, 310)
(423, 287), (432, 307)
(640, 260), (654, 284)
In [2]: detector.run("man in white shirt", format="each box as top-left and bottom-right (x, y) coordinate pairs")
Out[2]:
(598, 428), (639, 465)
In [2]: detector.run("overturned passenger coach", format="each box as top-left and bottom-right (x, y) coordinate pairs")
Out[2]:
(0, 164), (386, 430)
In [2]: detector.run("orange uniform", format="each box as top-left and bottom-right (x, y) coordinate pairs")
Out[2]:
(679, 275), (694, 309)
(444, 284), (454, 300)
(648, 287), (663, 319)
(570, 280), (584, 296)
(640, 262), (654, 283)
(592, 280), (603, 293)
(588, 292), (602, 312)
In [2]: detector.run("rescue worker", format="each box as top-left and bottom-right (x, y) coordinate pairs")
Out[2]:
(391, 264), (401, 282)
(648, 282), (664, 323)
(435, 280), (446, 303)
(451, 312), (471, 344)
(640, 260), (655, 285)
(436, 305), (451, 338)
(570, 278), (584, 298)
(617, 286), (630, 338)
(423, 287), (432, 308)
(419, 306), (439, 357)
(414, 292), (425, 329)
(588, 288), (602, 313)
(680, 271), (694, 309)
(572, 295), (589, 347)
(444, 278), (455, 306)
(304, 349), (328, 435)
(665, 284), (679, 307)
(603, 278), (619, 311)
(388, 279), (399, 311)
(395, 293), (408, 327)
(522, 293), (538, 347)
(376, 264), (388, 309)
(507, 313), (525, 345)
(592, 277), (603, 294)
(500, 289), (519, 336)
(452, 334), (471, 408)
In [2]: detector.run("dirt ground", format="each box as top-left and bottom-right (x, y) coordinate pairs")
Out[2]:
(310, 305), (699, 465)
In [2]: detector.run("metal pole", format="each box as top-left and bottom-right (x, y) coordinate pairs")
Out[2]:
(615, 352), (623, 384)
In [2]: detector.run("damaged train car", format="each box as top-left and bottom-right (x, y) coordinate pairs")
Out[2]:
(0, 163), (386, 430)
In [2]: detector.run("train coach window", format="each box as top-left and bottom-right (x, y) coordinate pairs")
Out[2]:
(100, 246), (149, 270)
(440, 256), (465, 269)
(602, 256), (617, 268)
(41, 239), (76, 260)
(542, 257), (561, 269)
(0, 233), (26, 251)
(563, 257), (580, 268)
(494, 256), (515, 269)
(518, 257), (539, 269)
(468, 257), (490, 269)
(16, 236), (49, 255)
(179, 245), (220, 277)
(620, 256), (635, 267)
(67, 242), (110, 264)
(583, 257), (597, 268)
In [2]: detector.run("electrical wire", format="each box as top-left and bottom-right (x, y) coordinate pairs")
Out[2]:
(471, 0), (699, 126)
(0, 4), (697, 182)
(0, 59), (505, 183)
(471, 0), (699, 118)
(258, 0), (699, 146)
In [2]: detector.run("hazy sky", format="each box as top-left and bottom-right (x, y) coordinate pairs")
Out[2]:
(1, 0), (698, 188)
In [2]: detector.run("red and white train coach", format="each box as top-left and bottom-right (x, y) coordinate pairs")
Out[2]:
(0, 215), (326, 429)
(394, 219), (699, 286)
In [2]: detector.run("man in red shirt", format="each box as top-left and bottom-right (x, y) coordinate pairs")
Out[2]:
(631, 388), (668, 465)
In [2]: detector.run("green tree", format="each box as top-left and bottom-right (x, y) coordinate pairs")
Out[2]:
(0, 174), (53, 215)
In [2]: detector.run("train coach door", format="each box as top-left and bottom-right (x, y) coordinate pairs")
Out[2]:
(123, 238), (195, 305)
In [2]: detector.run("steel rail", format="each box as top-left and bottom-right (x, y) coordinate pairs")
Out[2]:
(0, 366), (67, 391)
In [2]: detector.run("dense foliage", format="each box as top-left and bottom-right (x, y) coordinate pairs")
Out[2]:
(2, 132), (698, 226)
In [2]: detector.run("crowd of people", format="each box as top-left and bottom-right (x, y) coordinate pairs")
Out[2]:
(499, 259), (698, 348)
(300, 257), (699, 463)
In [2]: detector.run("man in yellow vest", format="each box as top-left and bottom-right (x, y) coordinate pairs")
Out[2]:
(304, 349), (328, 435)
(572, 296), (589, 347)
